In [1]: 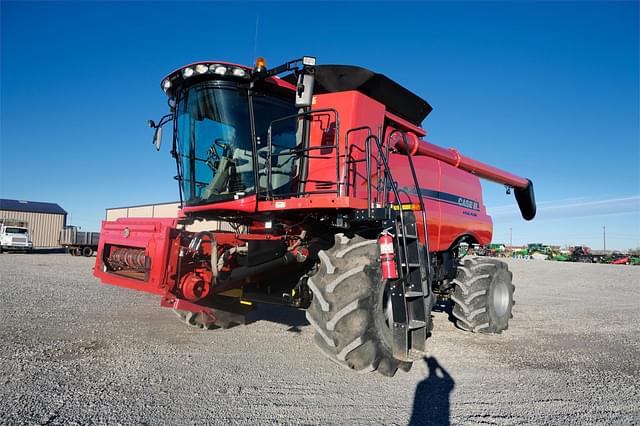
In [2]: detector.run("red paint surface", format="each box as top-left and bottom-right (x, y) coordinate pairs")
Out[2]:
(94, 218), (177, 295)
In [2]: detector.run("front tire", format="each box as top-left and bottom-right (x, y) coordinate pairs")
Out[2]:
(451, 257), (514, 333)
(306, 234), (417, 377)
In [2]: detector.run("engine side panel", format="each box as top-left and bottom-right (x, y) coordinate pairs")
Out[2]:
(438, 162), (492, 248)
(389, 154), (492, 252)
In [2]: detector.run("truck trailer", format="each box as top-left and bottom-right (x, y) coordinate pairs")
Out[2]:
(60, 226), (100, 257)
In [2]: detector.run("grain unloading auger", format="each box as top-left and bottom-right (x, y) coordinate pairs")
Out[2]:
(391, 136), (536, 220)
(94, 56), (535, 376)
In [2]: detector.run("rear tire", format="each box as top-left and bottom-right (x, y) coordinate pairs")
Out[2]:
(306, 234), (416, 377)
(451, 257), (514, 333)
(82, 246), (93, 257)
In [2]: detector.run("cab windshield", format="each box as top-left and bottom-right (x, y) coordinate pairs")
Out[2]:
(176, 81), (298, 206)
(5, 228), (27, 234)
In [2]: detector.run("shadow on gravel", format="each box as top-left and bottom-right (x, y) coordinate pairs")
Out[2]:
(432, 299), (457, 326)
(245, 303), (308, 332)
(34, 248), (67, 254)
(409, 357), (455, 426)
(0, 248), (67, 254)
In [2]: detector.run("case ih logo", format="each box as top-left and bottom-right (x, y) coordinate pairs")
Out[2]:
(406, 187), (480, 212)
(457, 197), (479, 211)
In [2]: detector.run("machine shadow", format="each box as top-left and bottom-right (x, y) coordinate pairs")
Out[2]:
(409, 357), (455, 426)
(245, 303), (308, 332)
(432, 299), (457, 327)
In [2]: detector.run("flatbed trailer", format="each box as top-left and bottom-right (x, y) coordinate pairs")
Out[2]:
(60, 226), (99, 257)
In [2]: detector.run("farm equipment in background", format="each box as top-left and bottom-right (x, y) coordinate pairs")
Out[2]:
(570, 246), (594, 263)
(486, 243), (507, 256)
(610, 256), (631, 265)
(509, 243), (550, 260)
(598, 251), (631, 265)
(547, 247), (571, 261)
(60, 226), (100, 257)
(511, 246), (530, 259)
(93, 56), (536, 376)
(527, 243), (550, 256)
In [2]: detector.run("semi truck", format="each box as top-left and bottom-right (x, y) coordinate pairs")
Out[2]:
(0, 219), (33, 253)
(93, 56), (536, 376)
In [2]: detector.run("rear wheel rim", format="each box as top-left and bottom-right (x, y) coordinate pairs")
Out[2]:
(493, 280), (510, 318)
(383, 284), (394, 329)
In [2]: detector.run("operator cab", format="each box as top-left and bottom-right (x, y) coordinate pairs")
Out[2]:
(154, 61), (303, 207)
(154, 62), (312, 206)
(176, 78), (298, 204)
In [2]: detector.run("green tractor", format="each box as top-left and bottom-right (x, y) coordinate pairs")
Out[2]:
(511, 247), (530, 259)
(527, 243), (550, 255)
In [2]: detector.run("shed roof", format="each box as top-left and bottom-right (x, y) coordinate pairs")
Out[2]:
(0, 199), (67, 215)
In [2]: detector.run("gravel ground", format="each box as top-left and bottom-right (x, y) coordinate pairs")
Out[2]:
(0, 253), (638, 425)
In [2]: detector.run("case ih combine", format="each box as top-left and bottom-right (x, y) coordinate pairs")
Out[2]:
(94, 56), (536, 376)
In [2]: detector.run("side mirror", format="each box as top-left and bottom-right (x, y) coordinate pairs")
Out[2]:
(153, 126), (163, 151)
(295, 66), (315, 107)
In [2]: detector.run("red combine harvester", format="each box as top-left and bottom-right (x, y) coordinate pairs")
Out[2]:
(94, 57), (536, 376)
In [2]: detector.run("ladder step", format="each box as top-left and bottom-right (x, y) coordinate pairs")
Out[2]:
(398, 233), (418, 239)
(408, 320), (427, 330)
(405, 291), (424, 298)
(408, 348), (427, 360)
(401, 262), (420, 268)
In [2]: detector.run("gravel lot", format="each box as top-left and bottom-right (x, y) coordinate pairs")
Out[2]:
(0, 253), (638, 425)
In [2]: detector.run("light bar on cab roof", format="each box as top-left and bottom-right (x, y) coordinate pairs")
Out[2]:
(161, 62), (251, 95)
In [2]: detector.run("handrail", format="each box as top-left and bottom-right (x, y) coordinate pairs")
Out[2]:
(388, 129), (432, 292)
(344, 126), (372, 196)
(365, 134), (411, 278)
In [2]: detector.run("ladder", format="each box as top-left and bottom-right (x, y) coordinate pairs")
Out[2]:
(366, 131), (432, 361)
(388, 210), (431, 361)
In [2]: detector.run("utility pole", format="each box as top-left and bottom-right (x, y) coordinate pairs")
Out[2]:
(509, 227), (513, 247)
(603, 225), (606, 253)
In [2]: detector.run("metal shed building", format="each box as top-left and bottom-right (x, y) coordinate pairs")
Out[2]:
(0, 199), (67, 248)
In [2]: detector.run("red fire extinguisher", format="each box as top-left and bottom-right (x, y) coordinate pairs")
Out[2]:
(378, 231), (398, 280)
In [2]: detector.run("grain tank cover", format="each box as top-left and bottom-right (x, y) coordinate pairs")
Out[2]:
(284, 65), (432, 125)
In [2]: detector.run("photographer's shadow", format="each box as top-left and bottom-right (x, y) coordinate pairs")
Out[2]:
(409, 357), (455, 426)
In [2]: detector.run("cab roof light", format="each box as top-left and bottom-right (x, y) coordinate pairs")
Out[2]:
(182, 67), (194, 78)
(255, 57), (267, 69)
(162, 62), (252, 93)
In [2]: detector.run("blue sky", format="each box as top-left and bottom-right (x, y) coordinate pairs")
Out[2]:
(1, 1), (638, 250)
